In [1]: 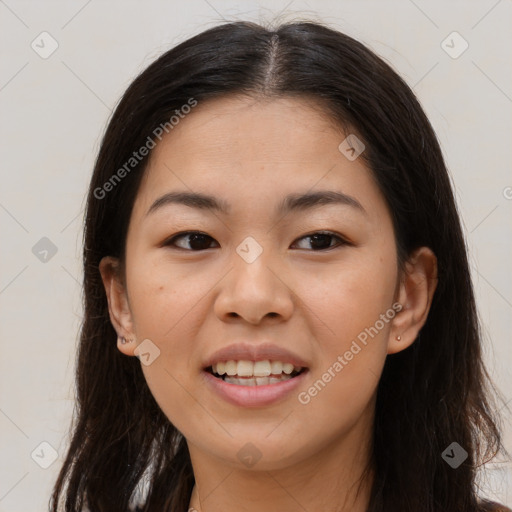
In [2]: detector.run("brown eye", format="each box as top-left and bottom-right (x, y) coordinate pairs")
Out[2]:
(292, 231), (348, 251)
(165, 232), (218, 251)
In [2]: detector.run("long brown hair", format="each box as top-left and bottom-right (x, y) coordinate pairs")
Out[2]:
(50, 20), (504, 511)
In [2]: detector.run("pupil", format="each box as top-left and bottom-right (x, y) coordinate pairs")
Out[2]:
(311, 234), (331, 250)
(190, 234), (210, 250)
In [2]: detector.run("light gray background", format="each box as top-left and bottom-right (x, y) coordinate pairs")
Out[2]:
(0, 0), (511, 510)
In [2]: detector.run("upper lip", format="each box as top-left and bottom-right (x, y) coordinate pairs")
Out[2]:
(203, 342), (309, 369)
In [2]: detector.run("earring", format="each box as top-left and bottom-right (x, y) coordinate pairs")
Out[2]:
(396, 335), (401, 341)
(120, 336), (127, 345)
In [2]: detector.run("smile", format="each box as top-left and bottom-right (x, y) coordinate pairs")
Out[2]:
(203, 360), (308, 407)
(208, 359), (305, 386)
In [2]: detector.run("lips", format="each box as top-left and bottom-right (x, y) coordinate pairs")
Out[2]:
(203, 364), (308, 407)
(207, 359), (305, 387)
(202, 343), (308, 403)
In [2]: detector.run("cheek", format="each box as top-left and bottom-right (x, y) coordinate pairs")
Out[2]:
(294, 247), (397, 348)
(126, 253), (207, 341)
(293, 259), (395, 437)
(129, 263), (207, 431)
(291, 244), (396, 428)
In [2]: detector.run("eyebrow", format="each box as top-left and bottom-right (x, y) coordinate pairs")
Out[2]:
(279, 190), (366, 216)
(146, 191), (231, 216)
(146, 190), (366, 217)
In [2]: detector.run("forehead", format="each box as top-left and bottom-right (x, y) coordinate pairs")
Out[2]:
(132, 95), (387, 222)
(149, 95), (345, 165)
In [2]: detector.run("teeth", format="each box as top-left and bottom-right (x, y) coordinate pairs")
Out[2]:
(270, 360), (283, 374)
(282, 363), (294, 374)
(224, 374), (293, 386)
(254, 360), (271, 376)
(237, 360), (253, 377)
(211, 359), (303, 378)
(225, 361), (237, 376)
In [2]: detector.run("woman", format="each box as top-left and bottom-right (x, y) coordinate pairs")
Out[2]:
(50, 20), (510, 512)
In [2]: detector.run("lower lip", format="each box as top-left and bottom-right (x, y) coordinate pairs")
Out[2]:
(203, 370), (308, 407)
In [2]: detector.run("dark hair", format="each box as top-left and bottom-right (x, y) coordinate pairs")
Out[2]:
(50, 20), (504, 512)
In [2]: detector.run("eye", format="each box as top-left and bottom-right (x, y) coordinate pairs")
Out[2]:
(291, 231), (349, 251)
(163, 230), (349, 252)
(163, 231), (219, 251)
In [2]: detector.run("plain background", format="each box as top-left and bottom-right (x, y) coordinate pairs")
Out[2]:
(0, 0), (511, 510)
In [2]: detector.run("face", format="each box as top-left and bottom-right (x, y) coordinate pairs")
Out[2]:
(101, 95), (436, 473)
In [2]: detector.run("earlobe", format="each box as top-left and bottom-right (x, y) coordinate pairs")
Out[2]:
(99, 256), (137, 357)
(388, 247), (438, 355)
(116, 334), (137, 356)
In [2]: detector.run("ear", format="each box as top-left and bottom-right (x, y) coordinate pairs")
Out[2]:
(387, 246), (438, 354)
(99, 256), (137, 357)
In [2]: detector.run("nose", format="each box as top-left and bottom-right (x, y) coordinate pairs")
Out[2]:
(213, 247), (294, 325)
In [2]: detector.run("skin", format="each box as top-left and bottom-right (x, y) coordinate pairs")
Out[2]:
(100, 95), (438, 512)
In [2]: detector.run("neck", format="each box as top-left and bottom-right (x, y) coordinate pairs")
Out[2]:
(187, 416), (374, 512)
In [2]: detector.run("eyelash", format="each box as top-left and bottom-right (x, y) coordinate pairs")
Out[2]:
(162, 230), (350, 252)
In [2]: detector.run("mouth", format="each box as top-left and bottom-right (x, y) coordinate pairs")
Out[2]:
(205, 360), (306, 386)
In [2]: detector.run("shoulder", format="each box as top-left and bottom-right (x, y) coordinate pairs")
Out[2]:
(479, 499), (512, 512)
